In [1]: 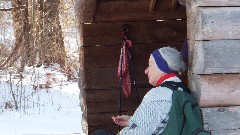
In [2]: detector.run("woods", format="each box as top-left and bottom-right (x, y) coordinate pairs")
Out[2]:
(0, 0), (66, 71)
(0, 1), (83, 134)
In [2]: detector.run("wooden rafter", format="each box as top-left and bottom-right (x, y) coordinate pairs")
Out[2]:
(149, 0), (156, 12)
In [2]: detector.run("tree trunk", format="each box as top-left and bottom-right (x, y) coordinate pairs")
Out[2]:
(0, 0), (66, 70)
(40, 0), (66, 67)
(19, 0), (32, 72)
(2, 0), (32, 71)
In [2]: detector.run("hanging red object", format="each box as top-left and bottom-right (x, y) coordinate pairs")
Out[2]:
(117, 39), (132, 97)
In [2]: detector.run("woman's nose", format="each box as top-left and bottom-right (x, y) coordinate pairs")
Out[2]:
(145, 67), (148, 74)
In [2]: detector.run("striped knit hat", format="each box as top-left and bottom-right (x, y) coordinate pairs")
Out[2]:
(151, 47), (186, 74)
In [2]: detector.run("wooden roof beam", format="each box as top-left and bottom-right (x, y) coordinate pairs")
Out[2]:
(149, 0), (156, 12)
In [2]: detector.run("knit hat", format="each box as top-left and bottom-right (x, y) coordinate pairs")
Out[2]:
(151, 47), (186, 73)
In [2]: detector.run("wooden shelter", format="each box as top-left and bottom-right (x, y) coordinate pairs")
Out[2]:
(75, 0), (240, 134)
(187, 1), (240, 134)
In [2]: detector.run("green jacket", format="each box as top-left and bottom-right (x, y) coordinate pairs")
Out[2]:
(160, 81), (211, 135)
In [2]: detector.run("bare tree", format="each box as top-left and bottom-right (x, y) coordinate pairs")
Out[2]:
(40, 0), (66, 67)
(0, 0), (66, 71)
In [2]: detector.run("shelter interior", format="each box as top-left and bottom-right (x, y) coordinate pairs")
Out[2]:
(77, 0), (187, 134)
(77, 0), (240, 134)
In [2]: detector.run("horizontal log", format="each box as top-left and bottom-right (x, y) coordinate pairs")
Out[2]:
(87, 100), (139, 114)
(94, 0), (186, 22)
(88, 125), (119, 135)
(194, 0), (240, 7)
(95, 10), (186, 23)
(97, 0), (149, 14)
(84, 88), (149, 102)
(79, 66), (150, 89)
(79, 44), (188, 89)
(199, 74), (240, 107)
(80, 45), (121, 69)
(194, 7), (240, 40)
(82, 20), (186, 46)
(87, 111), (135, 127)
(204, 40), (240, 74)
(202, 106), (240, 132)
(210, 130), (240, 135)
(80, 42), (184, 69)
(189, 40), (240, 74)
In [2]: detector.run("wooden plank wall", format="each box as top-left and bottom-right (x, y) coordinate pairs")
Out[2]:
(187, 0), (240, 134)
(77, 0), (187, 134)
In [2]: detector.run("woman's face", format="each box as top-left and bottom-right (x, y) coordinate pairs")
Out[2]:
(145, 55), (166, 86)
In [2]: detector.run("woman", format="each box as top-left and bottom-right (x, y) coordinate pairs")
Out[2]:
(93, 47), (186, 135)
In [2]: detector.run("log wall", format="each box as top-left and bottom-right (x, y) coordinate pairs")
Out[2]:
(187, 0), (240, 134)
(76, 0), (187, 134)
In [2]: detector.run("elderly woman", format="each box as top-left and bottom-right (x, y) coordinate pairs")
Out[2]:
(92, 47), (187, 135)
(113, 47), (186, 135)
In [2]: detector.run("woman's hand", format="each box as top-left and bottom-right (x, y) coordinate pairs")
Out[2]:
(111, 115), (131, 127)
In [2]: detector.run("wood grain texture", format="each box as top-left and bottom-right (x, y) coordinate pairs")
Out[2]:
(79, 62), (187, 90)
(210, 130), (240, 135)
(87, 100), (139, 114)
(80, 42), (184, 69)
(79, 66), (149, 90)
(195, 7), (240, 40)
(82, 20), (186, 46)
(87, 111), (134, 127)
(195, 0), (240, 6)
(77, 1), (188, 133)
(88, 125), (119, 135)
(202, 106), (240, 133)
(94, 0), (186, 22)
(186, 1), (240, 135)
(199, 74), (240, 107)
(96, 0), (149, 14)
(75, 0), (97, 23)
(189, 40), (240, 75)
(186, 0), (201, 97)
(203, 40), (240, 74)
(79, 42), (185, 89)
(84, 88), (149, 103)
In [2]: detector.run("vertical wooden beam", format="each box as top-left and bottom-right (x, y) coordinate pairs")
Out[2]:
(75, 0), (97, 23)
(186, 0), (203, 102)
(149, 0), (156, 12)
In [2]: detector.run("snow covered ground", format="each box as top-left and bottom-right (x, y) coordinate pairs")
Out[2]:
(0, 64), (85, 135)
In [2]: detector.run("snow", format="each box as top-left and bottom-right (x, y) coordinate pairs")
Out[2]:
(0, 1), (84, 134)
(0, 64), (85, 135)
